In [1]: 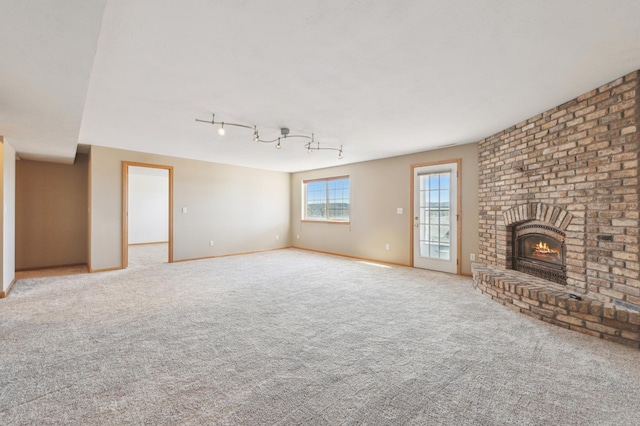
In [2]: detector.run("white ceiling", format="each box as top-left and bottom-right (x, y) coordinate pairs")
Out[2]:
(2, 1), (640, 172)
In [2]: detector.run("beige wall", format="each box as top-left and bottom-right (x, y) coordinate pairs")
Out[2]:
(15, 154), (88, 270)
(291, 143), (479, 274)
(12, 143), (476, 276)
(89, 146), (291, 271)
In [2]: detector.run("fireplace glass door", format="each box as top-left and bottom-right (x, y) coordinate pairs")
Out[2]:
(519, 235), (563, 266)
(513, 222), (566, 284)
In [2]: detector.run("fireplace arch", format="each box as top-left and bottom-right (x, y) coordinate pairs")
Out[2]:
(502, 203), (574, 233)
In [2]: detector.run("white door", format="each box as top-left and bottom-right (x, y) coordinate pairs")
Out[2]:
(413, 162), (458, 273)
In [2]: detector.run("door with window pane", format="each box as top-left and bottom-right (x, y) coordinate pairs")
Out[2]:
(413, 163), (458, 273)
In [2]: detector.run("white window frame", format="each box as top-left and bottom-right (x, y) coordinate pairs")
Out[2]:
(302, 176), (350, 223)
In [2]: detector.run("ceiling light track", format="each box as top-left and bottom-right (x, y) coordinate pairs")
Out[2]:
(196, 113), (343, 159)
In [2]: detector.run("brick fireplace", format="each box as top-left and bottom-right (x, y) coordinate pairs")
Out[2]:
(473, 70), (640, 347)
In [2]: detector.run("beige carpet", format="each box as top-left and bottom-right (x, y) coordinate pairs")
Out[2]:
(128, 243), (168, 268)
(1, 248), (638, 425)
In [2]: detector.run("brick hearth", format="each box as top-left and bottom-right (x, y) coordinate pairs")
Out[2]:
(472, 264), (640, 348)
(476, 69), (640, 345)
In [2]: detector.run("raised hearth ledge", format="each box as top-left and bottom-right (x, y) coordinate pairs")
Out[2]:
(472, 264), (640, 348)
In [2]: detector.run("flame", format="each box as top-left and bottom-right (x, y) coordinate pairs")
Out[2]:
(533, 241), (559, 256)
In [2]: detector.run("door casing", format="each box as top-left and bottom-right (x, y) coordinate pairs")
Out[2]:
(122, 161), (174, 268)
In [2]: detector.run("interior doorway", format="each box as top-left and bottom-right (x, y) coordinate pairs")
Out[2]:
(411, 160), (460, 274)
(122, 162), (174, 268)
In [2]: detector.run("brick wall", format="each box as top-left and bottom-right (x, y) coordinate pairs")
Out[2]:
(478, 70), (639, 308)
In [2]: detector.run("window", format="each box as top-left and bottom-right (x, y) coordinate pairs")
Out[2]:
(303, 176), (350, 222)
(418, 171), (451, 260)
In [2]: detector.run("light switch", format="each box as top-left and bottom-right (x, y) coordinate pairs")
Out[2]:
(182, 207), (187, 213)
(397, 208), (404, 214)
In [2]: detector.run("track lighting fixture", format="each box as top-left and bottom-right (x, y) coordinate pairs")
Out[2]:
(196, 113), (344, 159)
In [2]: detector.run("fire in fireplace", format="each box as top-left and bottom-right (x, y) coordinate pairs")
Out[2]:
(522, 235), (562, 265)
(513, 222), (566, 284)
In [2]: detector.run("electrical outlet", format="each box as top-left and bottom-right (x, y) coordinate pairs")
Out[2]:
(296, 234), (300, 239)
(182, 207), (187, 213)
(470, 253), (476, 261)
(209, 240), (214, 246)
(385, 243), (390, 250)
(275, 234), (279, 240)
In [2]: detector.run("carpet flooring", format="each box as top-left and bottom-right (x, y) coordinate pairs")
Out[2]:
(1, 248), (638, 425)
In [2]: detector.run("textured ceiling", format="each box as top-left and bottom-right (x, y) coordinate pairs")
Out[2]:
(2, 1), (640, 171)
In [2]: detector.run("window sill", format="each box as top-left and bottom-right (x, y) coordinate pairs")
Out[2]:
(301, 220), (350, 225)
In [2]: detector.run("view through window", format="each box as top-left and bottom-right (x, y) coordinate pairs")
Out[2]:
(419, 172), (451, 260)
(303, 176), (350, 222)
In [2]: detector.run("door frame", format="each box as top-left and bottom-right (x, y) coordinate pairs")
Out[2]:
(122, 161), (174, 268)
(410, 159), (461, 274)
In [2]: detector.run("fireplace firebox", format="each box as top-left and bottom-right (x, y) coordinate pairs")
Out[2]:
(512, 221), (566, 284)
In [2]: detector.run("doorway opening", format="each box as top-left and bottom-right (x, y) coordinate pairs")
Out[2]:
(122, 162), (174, 268)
